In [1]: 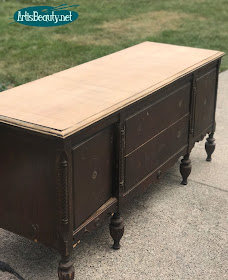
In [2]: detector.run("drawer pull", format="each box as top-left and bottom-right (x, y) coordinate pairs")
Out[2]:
(176, 130), (181, 138)
(92, 170), (97, 179)
(157, 170), (162, 179)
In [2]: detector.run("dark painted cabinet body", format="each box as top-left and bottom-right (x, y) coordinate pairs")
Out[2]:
(70, 60), (221, 238)
(70, 60), (220, 239)
(0, 42), (223, 280)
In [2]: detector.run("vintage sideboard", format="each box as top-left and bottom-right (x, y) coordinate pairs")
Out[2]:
(0, 42), (224, 279)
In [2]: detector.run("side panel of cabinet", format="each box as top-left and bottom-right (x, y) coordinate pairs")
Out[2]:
(72, 127), (114, 230)
(0, 125), (58, 249)
(193, 67), (217, 138)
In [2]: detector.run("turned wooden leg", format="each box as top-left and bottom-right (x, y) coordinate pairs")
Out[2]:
(180, 154), (192, 185)
(205, 133), (215, 162)
(58, 255), (75, 280)
(109, 212), (124, 250)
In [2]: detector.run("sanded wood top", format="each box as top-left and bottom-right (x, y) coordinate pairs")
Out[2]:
(0, 42), (224, 138)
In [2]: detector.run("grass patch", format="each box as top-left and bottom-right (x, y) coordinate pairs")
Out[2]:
(0, 0), (227, 88)
(100, 11), (192, 42)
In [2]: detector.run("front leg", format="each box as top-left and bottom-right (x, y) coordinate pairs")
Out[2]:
(109, 212), (124, 250)
(180, 154), (192, 185)
(58, 255), (75, 280)
(205, 133), (215, 162)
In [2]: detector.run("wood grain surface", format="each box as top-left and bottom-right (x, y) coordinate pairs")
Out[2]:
(0, 42), (224, 137)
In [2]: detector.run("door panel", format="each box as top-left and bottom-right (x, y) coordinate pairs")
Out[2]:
(194, 68), (217, 137)
(72, 127), (113, 229)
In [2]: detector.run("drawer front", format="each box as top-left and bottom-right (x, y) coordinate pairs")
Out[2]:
(125, 83), (191, 154)
(73, 127), (113, 229)
(125, 115), (189, 191)
(194, 68), (217, 137)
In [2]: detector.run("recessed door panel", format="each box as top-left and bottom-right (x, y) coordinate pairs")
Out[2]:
(73, 127), (113, 229)
(194, 68), (217, 137)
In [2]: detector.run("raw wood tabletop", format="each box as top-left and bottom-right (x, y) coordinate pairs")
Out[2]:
(0, 42), (224, 138)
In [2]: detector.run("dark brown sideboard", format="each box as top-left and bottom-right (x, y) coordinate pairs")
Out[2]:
(0, 42), (224, 279)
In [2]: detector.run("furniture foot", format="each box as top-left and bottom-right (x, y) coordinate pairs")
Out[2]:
(109, 212), (124, 250)
(205, 133), (215, 162)
(58, 255), (75, 280)
(180, 154), (191, 185)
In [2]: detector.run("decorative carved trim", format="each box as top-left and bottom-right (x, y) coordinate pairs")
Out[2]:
(119, 125), (125, 193)
(212, 59), (221, 132)
(56, 150), (69, 227)
(60, 153), (69, 225)
(190, 74), (197, 135)
(120, 128), (125, 149)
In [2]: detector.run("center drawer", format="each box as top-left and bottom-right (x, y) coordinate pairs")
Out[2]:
(125, 114), (189, 191)
(125, 82), (191, 154)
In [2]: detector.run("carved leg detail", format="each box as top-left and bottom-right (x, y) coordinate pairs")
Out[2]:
(58, 255), (75, 280)
(205, 133), (215, 162)
(180, 154), (192, 185)
(109, 212), (124, 250)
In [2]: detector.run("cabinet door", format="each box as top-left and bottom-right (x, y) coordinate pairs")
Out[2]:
(194, 68), (217, 137)
(72, 127), (113, 229)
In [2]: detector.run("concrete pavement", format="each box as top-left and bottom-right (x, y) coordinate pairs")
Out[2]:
(0, 71), (228, 280)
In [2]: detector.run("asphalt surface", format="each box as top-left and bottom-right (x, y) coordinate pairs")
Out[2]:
(0, 71), (228, 280)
